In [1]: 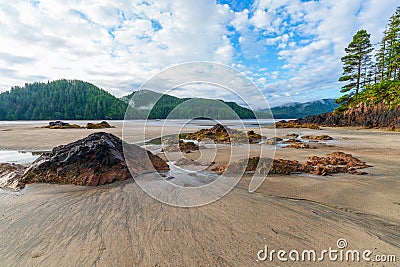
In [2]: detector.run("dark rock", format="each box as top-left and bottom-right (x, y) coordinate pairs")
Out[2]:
(179, 140), (199, 153)
(209, 124), (229, 134)
(247, 130), (262, 143)
(42, 121), (83, 129)
(161, 138), (200, 153)
(20, 132), (169, 187)
(86, 121), (115, 129)
(50, 121), (70, 127)
(286, 133), (299, 138)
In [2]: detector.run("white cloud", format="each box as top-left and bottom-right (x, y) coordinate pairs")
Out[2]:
(230, 9), (249, 31)
(0, 0), (398, 107)
(0, 0), (234, 96)
(242, 0), (399, 106)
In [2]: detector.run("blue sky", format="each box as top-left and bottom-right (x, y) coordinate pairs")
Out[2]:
(0, 0), (398, 107)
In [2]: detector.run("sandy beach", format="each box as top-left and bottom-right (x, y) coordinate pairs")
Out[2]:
(0, 121), (399, 266)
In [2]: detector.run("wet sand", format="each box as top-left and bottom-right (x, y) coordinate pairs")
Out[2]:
(0, 122), (399, 266)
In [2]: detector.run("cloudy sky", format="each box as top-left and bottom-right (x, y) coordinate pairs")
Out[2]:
(0, 0), (398, 107)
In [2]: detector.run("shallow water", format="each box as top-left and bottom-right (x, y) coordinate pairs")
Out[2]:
(0, 150), (42, 164)
(165, 162), (219, 187)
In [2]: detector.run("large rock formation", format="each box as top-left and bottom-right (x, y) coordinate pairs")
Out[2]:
(296, 102), (400, 129)
(17, 132), (169, 187)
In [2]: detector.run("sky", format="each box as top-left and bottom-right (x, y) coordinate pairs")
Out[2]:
(0, 0), (398, 108)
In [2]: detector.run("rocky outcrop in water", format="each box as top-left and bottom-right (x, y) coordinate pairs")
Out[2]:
(17, 132), (169, 187)
(296, 102), (400, 129)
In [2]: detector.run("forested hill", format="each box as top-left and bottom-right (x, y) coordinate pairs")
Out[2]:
(0, 80), (264, 120)
(0, 80), (127, 120)
(121, 89), (262, 119)
(269, 99), (338, 119)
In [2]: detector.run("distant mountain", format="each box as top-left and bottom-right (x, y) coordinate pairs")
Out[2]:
(0, 80), (127, 120)
(270, 99), (338, 119)
(121, 89), (264, 119)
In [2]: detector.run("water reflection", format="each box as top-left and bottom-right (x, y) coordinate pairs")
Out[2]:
(0, 150), (45, 165)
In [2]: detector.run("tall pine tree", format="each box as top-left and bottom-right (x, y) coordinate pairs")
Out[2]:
(377, 7), (400, 81)
(385, 7), (400, 80)
(337, 30), (373, 105)
(376, 29), (388, 81)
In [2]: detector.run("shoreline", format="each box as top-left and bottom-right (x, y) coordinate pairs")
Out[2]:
(0, 122), (399, 265)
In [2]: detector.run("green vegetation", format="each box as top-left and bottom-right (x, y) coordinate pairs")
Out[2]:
(122, 89), (260, 119)
(337, 29), (373, 104)
(270, 99), (338, 119)
(0, 80), (264, 120)
(337, 7), (400, 110)
(0, 80), (127, 120)
(345, 80), (400, 109)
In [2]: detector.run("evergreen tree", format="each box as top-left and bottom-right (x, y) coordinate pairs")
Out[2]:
(376, 29), (388, 81)
(0, 80), (128, 120)
(377, 8), (400, 81)
(0, 80), (259, 120)
(337, 30), (373, 105)
(385, 7), (400, 80)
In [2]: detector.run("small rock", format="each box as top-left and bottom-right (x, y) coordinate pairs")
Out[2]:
(265, 137), (283, 145)
(286, 133), (299, 138)
(284, 143), (316, 149)
(42, 121), (83, 129)
(301, 135), (333, 141)
(86, 121), (115, 129)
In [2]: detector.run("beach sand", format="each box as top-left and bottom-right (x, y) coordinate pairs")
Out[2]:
(0, 122), (399, 266)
